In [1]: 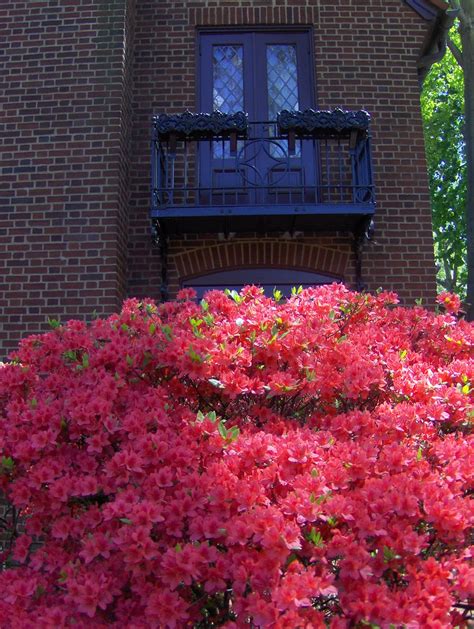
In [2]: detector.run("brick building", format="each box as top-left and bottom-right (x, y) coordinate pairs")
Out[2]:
(1, 0), (451, 356)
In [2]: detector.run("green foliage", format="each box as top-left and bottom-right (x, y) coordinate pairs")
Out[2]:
(421, 25), (466, 298)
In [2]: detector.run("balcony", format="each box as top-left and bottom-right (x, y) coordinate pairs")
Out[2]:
(150, 109), (375, 238)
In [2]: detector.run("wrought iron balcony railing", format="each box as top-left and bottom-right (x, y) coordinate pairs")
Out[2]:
(150, 109), (375, 236)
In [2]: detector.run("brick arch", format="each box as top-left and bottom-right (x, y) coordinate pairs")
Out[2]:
(173, 240), (349, 283)
(189, 6), (319, 28)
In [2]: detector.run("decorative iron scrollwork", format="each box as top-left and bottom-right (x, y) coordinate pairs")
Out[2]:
(153, 110), (248, 139)
(277, 108), (370, 137)
(236, 138), (291, 188)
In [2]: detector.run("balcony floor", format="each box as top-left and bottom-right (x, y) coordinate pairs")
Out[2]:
(151, 202), (375, 235)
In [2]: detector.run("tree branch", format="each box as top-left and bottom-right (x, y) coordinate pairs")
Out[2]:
(441, 255), (455, 291)
(447, 37), (464, 67)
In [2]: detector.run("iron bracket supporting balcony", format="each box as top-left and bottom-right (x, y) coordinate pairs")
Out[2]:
(353, 216), (375, 292)
(152, 219), (169, 303)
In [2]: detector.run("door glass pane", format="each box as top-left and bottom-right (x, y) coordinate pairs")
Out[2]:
(266, 44), (300, 156)
(266, 44), (299, 119)
(212, 45), (244, 158)
(213, 45), (244, 113)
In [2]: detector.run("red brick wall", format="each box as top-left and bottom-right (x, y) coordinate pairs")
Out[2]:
(128, 0), (437, 302)
(0, 0), (438, 356)
(0, 0), (135, 356)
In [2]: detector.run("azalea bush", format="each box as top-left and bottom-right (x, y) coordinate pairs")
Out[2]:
(0, 285), (473, 628)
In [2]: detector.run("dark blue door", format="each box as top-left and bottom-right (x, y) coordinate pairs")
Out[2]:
(199, 31), (316, 205)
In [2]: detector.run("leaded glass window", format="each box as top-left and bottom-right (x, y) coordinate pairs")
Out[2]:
(266, 45), (299, 120)
(266, 45), (300, 156)
(213, 45), (244, 113)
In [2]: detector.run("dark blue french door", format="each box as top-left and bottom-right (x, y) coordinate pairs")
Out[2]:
(199, 31), (316, 205)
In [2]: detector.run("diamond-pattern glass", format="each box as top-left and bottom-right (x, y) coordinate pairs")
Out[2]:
(213, 45), (244, 113)
(266, 45), (299, 120)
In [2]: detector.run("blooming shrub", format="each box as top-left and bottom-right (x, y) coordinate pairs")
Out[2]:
(0, 285), (473, 628)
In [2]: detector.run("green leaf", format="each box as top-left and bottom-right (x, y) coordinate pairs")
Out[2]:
(203, 314), (214, 326)
(217, 421), (227, 439)
(207, 411), (217, 423)
(285, 553), (299, 568)
(316, 491), (332, 505)
(119, 517), (132, 525)
(225, 289), (242, 304)
(200, 299), (209, 311)
(417, 447), (423, 461)
(383, 545), (401, 562)
(141, 351), (152, 368)
(126, 354), (133, 366)
(82, 353), (89, 369)
(307, 527), (324, 547)
(58, 570), (68, 584)
(187, 346), (203, 363)
(149, 322), (157, 335)
(1, 456), (14, 472)
(161, 324), (173, 341)
(48, 317), (61, 329)
(227, 425), (240, 442)
(273, 288), (283, 302)
(34, 585), (46, 598)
